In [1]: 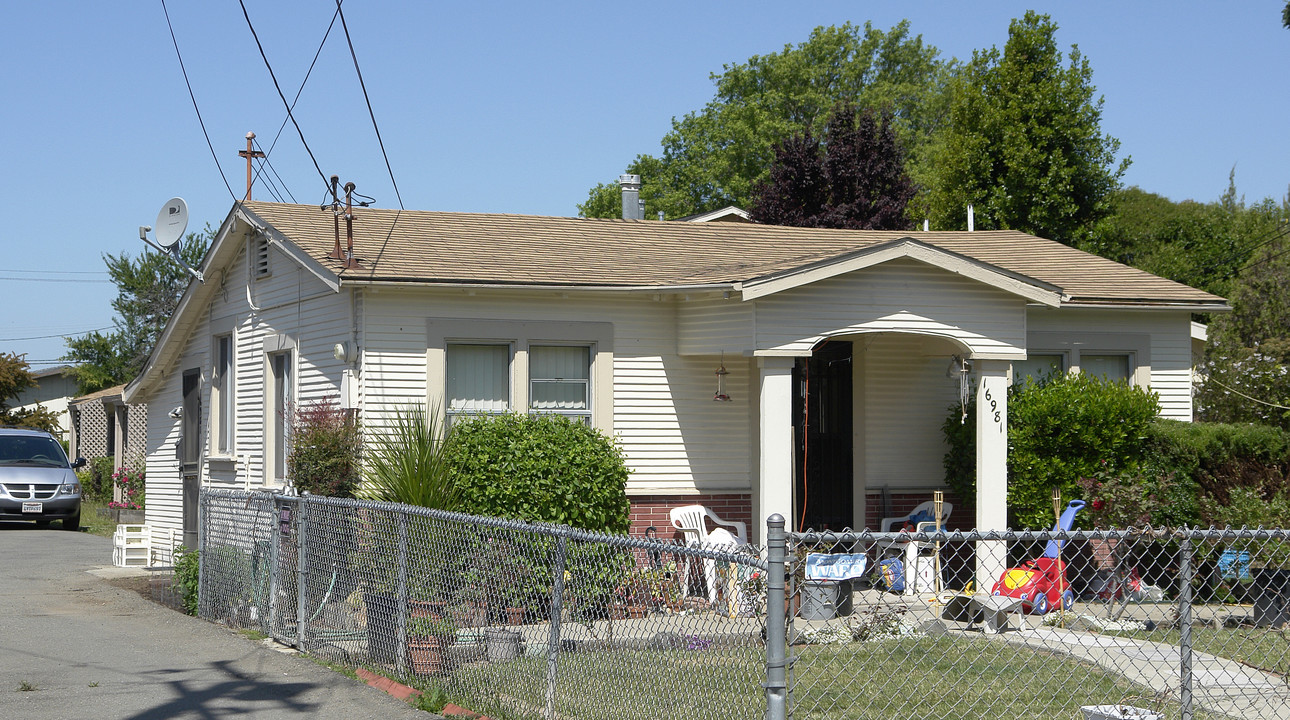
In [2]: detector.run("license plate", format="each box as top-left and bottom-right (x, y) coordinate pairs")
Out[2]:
(22, 502), (42, 514)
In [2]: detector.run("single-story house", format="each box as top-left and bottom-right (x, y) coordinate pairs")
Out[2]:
(123, 199), (1226, 560)
(13, 365), (78, 439)
(68, 383), (148, 475)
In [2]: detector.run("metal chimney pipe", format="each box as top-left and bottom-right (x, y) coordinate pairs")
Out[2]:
(619, 174), (642, 220)
(967, 204), (975, 232)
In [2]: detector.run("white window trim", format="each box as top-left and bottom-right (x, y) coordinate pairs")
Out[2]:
(427, 318), (613, 432)
(210, 332), (236, 457)
(263, 334), (297, 488)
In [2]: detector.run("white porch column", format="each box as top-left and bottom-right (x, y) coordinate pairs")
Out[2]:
(757, 356), (795, 537)
(974, 359), (1010, 591)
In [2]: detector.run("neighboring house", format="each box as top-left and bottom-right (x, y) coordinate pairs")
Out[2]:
(68, 384), (148, 473)
(123, 199), (1227, 557)
(12, 365), (78, 439)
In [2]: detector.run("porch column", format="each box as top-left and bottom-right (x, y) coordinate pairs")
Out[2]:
(974, 359), (1010, 591)
(757, 356), (795, 537)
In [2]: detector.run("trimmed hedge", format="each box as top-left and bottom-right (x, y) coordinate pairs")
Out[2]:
(445, 413), (630, 534)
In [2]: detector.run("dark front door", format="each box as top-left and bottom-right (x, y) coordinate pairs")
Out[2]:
(181, 369), (202, 548)
(793, 341), (854, 532)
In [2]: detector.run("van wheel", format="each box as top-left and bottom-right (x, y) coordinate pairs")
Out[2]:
(62, 512), (81, 531)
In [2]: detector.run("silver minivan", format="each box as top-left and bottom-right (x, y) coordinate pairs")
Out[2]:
(0, 427), (85, 530)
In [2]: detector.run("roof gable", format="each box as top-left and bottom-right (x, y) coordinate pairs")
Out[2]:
(737, 237), (1064, 306)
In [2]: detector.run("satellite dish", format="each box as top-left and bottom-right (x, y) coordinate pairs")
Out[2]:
(139, 197), (203, 283)
(154, 197), (189, 250)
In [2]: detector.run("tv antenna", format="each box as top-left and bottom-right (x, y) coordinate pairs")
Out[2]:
(139, 197), (204, 283)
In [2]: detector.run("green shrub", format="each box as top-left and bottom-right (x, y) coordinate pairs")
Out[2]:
(81, 456), (115, 503)
(174, 547), (200, 615)
(944, 372), (1159, 529)
(287, 399), (361, 498)
(445, 412), (630, 533)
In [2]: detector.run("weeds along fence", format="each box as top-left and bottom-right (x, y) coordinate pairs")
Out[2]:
(198, 489), (1290, 720)
(197, 489), (770, 720)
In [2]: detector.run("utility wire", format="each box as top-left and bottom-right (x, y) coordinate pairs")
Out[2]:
(0, 277), (112, 284)
(253, 138), (296, 203)
(161, 0), (236, 202)
(336, 0), (403, 210)
(1206, 376), (1290, 412)
(258, 3), (341, 173)
(239, 0), (330, 195)
(0, 327), (113, 342)
(1, 269), (107, 275)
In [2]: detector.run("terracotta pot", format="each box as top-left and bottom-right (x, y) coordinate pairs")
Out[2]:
(407, 636), (447, 676)
(408, 600), (445, 619)
(505, 606), (526, 625)
(626, 605), (648, 619)
(609, 604), (627, 621)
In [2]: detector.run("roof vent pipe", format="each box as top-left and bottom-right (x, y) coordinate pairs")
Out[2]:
(619, 174), (642, 220)
(967, 204), (975, 232)
(923, 219), (929, 232)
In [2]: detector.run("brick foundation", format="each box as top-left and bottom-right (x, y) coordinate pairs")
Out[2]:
(863, 489), (973, 531)
(627, 494), (753, 541)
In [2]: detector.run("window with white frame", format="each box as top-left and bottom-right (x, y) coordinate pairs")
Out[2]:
(446, 343), (511, 424)
(211, 334), (235, 455)
(267, 350), (293, 484)
(529, 345), (591, 424)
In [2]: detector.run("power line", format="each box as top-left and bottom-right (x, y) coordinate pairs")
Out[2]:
(0, 327), (113, 342)
(253, 139), (296, 203)
(161, 0), (237, 202)
(336, 0), (403, 210)
(1, 269), (107, 275)
(0, 277), (112, 284)
(239, 0), (331, 196)
(252, 5), (341, 204)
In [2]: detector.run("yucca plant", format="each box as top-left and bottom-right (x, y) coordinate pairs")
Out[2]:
(360, 405), (461, 510)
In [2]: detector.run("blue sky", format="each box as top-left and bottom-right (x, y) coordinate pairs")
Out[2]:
(2, 2), (1287, 371)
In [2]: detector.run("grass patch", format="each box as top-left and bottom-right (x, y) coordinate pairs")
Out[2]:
(17, 681), (37, 692)
(79, 498), (119, 538)
(238, 629), (268, 642)
(309, 656), (359, 681)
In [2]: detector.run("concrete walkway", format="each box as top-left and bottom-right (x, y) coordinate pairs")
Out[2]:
(0, 523), (428, 720)
(1004, 627), (1290, 720)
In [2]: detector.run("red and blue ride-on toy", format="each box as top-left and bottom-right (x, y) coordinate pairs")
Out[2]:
(991, 500), (1085, 615)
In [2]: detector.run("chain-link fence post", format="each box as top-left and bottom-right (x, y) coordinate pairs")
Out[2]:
(197, 489), (207, 618)
(765, 514), (788, 720)
(295, 494), (309, 649)
(1179, 532), (1194, 720)
(269, 498), (282, 639)
(395, 510), (410, 676)
(545, 531), (569, 720)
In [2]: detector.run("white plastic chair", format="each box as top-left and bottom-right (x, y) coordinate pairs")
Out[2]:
(670, 505), (748, 604)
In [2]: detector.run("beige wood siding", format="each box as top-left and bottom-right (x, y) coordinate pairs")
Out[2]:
(752, 259), (1029, 358)
(856, 334), (962, 490)
(140, 240), (349, 539)
(361, 289), (752, 496)
(1027, 308), (1195, 420)
(676, 294), (754, 355)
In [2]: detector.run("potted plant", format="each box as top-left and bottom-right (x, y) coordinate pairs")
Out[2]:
(407, 616), (458, 676)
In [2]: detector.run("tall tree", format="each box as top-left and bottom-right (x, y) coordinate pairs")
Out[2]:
(578, 21), (947, 219)
(919, 11), (1127, 245)
(63, 227), (211, 394)
(750, 104), (916, 229)
(0, 353), (60, 431)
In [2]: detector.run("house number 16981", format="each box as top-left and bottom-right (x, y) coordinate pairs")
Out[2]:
(984, 388), (1003, 433)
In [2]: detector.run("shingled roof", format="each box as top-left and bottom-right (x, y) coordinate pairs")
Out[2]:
(241, 202), (1225, 308)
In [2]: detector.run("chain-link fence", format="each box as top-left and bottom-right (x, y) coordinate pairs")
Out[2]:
(787, 523), (1290, 720)
(196, 489), (1290, 720)
(197, 489), (769, 720)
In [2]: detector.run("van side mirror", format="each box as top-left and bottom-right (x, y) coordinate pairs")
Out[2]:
(72, 457), (87, 469)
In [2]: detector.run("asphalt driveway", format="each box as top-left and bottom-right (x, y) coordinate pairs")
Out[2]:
(0, 521), (427, 720)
